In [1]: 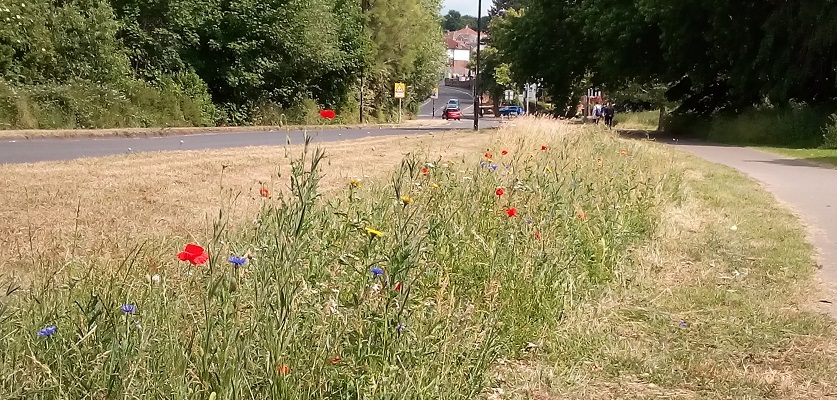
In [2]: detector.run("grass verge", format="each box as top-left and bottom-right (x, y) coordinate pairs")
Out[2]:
(0, 119), (834, 398)
(614, 110), (661, 131)
(758, 147), (837, 168)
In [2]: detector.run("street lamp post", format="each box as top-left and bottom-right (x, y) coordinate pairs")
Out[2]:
(473, 0), (482, 130)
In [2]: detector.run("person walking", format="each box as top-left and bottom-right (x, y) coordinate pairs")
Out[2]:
(593, 102), (603, 124)
(604, 103), (616, 128)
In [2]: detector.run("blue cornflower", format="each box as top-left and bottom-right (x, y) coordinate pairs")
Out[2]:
(396, 322), (405, 334)
(370, 266), (384, 276)
(678, 321), (689, 328)
(37, 325), (57, 338)
(120, 304), (137, 314)
(228, 256), (248, 267)
(479, 161), (488, 168)
(489, 164), (498, 171)
(525, 217), (534, 224)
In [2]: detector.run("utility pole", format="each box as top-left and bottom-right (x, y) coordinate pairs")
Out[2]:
(473, 0), (482, 130)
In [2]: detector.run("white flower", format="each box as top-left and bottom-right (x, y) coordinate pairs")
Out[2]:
(371, 283), (381, 293)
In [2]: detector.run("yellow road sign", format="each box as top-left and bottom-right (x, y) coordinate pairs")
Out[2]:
(431, 87), (439, 99)
(394, 83), (406, 99)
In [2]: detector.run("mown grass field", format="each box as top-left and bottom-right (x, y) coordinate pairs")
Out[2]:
(0, 119), (835, 399)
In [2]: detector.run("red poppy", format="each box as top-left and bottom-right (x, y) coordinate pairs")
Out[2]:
(329, 357), (341, 365)
(541, 145), (548, 151)
(495, 188), (505, 197)
(577, 211), (589, 220)
(278, 364), (291, 375)
(259, 187), (270, 198)
(421, 168), (429, 176)
(505, 208), (518, 218)
(177, 244), (209, 266)
(534, 231), (542, 240)
(394, 282), (403, 292)
(501, 150), (509, 156)
(319, 109), (336, 120)
(484, 152), (493, 159)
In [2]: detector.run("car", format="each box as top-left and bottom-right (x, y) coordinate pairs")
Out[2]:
(447, 99), (460, 108)
(442, 106), (462, 121)
(498, 105), (525, 116)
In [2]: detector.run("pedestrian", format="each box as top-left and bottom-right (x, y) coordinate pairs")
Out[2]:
(593, 102), (603, 124)
(604, 103), (616, 128)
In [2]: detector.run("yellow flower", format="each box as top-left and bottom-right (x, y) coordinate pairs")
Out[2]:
(400, 195), (414, 205)
(431, 183), (439, 189)
(365, 227), (383, 238)
(350, 178), (361, 188)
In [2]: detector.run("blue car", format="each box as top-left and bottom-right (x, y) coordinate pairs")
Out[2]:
(498, 106), (525, 116)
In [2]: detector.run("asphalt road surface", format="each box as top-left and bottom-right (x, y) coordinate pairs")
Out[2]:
(418, 83), (476, 119)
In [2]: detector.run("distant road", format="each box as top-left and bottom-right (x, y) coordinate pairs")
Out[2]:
(0, 82), (496, 165)
(418, 83), (475, 119)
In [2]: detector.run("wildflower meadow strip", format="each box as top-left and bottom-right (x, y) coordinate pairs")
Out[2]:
(0, 129), (673, 398)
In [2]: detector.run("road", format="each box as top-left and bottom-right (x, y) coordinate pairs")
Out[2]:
(0, 82), (490, 165)
(418, 83), (476, 119)
(675, 142), (837, 314)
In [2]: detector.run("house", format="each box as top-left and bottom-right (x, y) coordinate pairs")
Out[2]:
(444, 26), (489, 79)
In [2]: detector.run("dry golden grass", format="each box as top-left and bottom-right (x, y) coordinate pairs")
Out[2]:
(0, 129), (495, 274)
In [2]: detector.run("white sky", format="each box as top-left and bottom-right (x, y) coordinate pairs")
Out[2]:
(442, 0), (491, 16)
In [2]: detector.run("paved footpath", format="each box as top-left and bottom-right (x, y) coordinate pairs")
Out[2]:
(674, 142), (837, 313)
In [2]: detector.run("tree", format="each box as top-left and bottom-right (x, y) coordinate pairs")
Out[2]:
(442, 10), (463, 31)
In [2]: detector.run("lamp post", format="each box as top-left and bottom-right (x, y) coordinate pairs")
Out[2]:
(473, 0), (482, 130)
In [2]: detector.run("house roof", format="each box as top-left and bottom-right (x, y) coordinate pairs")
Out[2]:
(445, 35), (471, 50)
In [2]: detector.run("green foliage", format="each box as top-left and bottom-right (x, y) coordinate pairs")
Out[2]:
(668, 105), (831, 147)
(492, 0), (837, 120)
(822, 114), (837, 149)
(442, 10), (489, 31)
(0, 0), (445, 129)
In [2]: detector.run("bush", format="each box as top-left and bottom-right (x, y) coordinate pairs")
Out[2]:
(822, 114), (837, 149)
(667, 105), (832, 147)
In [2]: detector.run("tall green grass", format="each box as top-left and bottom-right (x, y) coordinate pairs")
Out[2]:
(0, 129), (672, 398)
(666, 105), (832, 148)
(614, 110), (661, 131)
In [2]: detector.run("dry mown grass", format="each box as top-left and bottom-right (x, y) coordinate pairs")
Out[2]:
(0, 130), (492, 275)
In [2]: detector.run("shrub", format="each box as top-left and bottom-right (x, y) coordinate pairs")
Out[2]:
(822, 114), (837, 149)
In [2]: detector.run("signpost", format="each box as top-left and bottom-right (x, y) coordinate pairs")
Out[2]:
(394, 82), (406, 123)
(431, 87), (439, 118)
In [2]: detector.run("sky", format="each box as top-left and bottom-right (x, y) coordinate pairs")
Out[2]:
(442, 0), (491, 16)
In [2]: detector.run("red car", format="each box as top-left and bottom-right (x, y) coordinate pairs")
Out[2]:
(443, 106), (462, 121)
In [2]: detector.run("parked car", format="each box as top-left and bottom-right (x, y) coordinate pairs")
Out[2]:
(447, 99), (460, 108)
(442, 106), (462, 121)
(498, 105), (525, 116)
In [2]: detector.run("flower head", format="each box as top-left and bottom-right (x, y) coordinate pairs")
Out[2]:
(489, 164), (498, 171)
(350, 178), (361, 188)
(505, 208), (518, 218)
(228, 256), (247, 267)
(120, 304), (137, 314)
(678, 321), (689, 328)
(278, 364), (291, 375)
(177, 244), (209, 266)
(484, 152), (493, 159)
(480, 161), (488, 168)
(370, 266), (384, 276)
(396, 322), (405, 334)
(329, 357), (341, 365)
(421, 168), (429, 176)
(541, 145), (548, 151)
(394, 281), (403, 292)
(577, 210), (589, 220)
(259, 187), (270, 198)
(365, 227), (383, 238)
(37, 325), (57, 338)
(619, 148), (629, 156)
(495, 188), (505, 197)
(400, 195), (413, 205)
(501, 150), (509, 156)
(534, 231), (542, 240)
